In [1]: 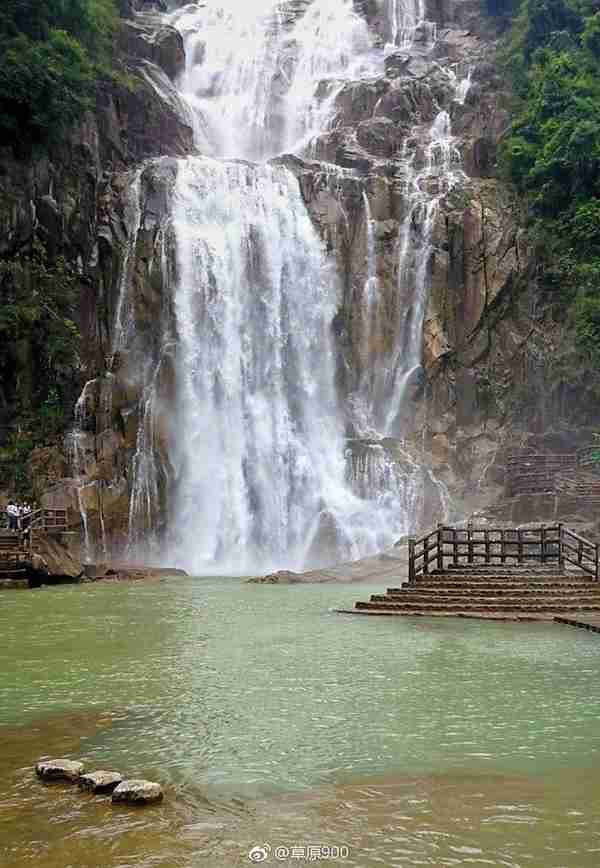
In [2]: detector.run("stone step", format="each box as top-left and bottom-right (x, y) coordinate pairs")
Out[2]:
(339, 608), (559, 620)
(388, 582), (596, 593)
(417, 572), (581, 580)
(371, 594), (600, 606)
(385, 585), (600, 597)
(355, 600), (600, 613)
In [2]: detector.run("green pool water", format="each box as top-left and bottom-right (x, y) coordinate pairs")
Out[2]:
(2, 577), (600, 867)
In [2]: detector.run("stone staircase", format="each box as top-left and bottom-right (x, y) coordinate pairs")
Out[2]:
(343, 565), (600, 620)
(0, 532), (30, 588)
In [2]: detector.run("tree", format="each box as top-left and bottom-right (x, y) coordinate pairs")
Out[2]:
(0, 0), (118, 148)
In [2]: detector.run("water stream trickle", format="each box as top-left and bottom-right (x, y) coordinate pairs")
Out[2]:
(382, 108), (464, 436)
(111, 167), (143, 362)
(65, 381), (98, 564)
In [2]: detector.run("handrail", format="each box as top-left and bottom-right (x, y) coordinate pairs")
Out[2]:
(408, 524), (600, 581)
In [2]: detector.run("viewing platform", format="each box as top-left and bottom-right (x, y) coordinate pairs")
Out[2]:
(341, 523), (600, 621)
(0, 509), (69, 587)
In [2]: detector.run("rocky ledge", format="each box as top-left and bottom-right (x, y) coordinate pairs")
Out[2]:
(248, 543), (410, 584)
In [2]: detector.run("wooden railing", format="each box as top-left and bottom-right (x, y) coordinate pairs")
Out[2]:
(408, 524), (600, 581)
(28, 508), (69, 534)
(1, 508), (68, 532)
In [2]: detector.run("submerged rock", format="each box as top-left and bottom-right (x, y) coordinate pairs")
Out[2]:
(78, 770), (123, 794)
(111, 779), (163, 805)
(35, 759), (85, 782)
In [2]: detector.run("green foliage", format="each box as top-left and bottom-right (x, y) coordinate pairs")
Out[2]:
(0, 242), (81, 495)
(502, 0), (600, 366)
(571, 296), (600, 364)
(0, 0), (118, 148)
(0, 241), (81, 415)
(0, 431), (35, 498)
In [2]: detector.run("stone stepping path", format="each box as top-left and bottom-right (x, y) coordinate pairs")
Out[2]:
(35, 759), (163, 804)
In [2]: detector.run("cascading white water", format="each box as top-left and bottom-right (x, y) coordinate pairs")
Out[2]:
(125, 218), (174, 561)
(171, 0), (376, 159)
(280, 0), (374, 154)
(386, 0), (435, 50)
(171, 158), (405, 572)
(111, 168), (143, 361)
(362, 191), (378, 359)
(382, 109), (464, 435)
(163, 1), (429, 572)
(65, 380), (108, 563)
(456, 67), (473, 104)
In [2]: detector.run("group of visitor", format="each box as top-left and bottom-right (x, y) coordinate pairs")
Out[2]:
(5, 501), (34, 532)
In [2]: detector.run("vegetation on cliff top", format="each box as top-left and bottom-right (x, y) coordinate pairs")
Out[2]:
(500, 0), (600, 366)
(0, 0), (119, 149)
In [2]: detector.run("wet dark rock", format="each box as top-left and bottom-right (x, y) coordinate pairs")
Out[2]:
(119, 20), (186, 82)
(356, 118), (402, 158)
(79, 771), (123, 794)
(35, 759), (85, 782)
(112, 779), (163, 804)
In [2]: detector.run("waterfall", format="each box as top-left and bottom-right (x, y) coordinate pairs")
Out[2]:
(362, 191), (378, 356)
(65, 380), (108, 564)
(387, 0), (435, 50)
(170, 158), (402, 572)
(126, 220), (175, 562)
(355, 191), (380, 423)
(450, 65), (473, 105)
(281, 0), (374, 154)
(67, 0), (470, 572)
(111, 168), (143, 361)
(382, 109), (464, 435)
(345, 441), (425, 541)
(171, 0), (375, 158)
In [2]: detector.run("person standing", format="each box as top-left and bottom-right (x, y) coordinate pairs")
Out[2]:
(6, 501), (18, 531)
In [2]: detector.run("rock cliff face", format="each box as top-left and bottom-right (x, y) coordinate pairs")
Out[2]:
(3, 0), (597, 565)
(0, 7), (191, 552)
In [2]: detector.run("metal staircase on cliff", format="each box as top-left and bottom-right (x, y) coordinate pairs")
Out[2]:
(341, 524), (600, 620)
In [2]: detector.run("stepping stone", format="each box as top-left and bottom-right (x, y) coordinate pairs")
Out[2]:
(111, 779), (163, 805)
(35, 759), (85, 782)
(78, 770), (123, 794)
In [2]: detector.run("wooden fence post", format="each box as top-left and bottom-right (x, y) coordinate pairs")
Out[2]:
(517, 528), (523, 564)
(452, 528), (459, 567)
(595, 542), (599, 582)
(557, 523), (564, 571)
(501, 528), (506, 565)
(467, 522), (473, 564)
(423, 535), (429, 574)
(408, 538), (415, 583)
(484, 528), (490, 564)
(437, 524), (443, 572)
(540, 524), (546, 564)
